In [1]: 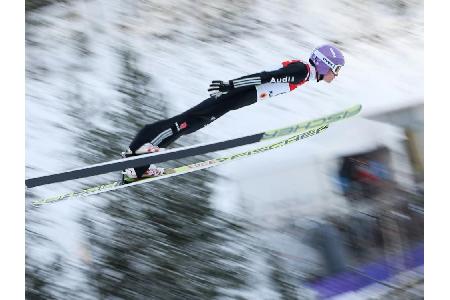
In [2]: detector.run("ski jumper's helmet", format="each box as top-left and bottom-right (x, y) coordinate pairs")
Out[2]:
(309, 44), (345, 76)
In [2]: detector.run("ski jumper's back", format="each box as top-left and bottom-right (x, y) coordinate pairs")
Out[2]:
(129, 60), (315, 155)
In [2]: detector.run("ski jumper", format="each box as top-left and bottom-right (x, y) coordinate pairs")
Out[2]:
(129, 60), (315, 177)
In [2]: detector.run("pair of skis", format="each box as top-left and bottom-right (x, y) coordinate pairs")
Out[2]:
(28, 104), (362, 206)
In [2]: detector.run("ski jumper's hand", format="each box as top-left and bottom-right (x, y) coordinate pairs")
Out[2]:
(208, 80), (233, 97)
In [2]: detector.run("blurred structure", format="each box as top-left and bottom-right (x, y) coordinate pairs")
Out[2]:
(231, 108), (424, 298)
(367, 103), (424, 187)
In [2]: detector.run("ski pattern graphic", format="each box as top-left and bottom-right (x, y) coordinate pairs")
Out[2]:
(25, 104), (362, 188)
(32, 124), (329, 206)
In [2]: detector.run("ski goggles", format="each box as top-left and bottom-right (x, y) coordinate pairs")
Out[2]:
(313, 49), (343, 76)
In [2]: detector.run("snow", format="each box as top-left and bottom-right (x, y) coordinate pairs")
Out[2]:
(26, 0), (423, 298)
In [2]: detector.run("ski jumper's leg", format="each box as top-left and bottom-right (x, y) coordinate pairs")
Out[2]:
(129, 96), (224, 153)
(128, 89), (257, 178)
(128, 97), (221, 177)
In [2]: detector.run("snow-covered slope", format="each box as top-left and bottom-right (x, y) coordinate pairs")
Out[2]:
(26, 0), (423, 297)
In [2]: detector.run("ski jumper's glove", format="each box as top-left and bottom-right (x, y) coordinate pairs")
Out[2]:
(208, 80), (234, 97)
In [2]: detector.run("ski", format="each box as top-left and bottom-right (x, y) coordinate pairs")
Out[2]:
(26, 104), (361, 188)
(32, 124), (329, 206)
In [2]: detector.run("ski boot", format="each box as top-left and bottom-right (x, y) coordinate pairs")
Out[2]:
(121, 143), (163, 158)
(121, 144), (165, 184)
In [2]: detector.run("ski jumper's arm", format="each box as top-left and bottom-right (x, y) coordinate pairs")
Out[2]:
(229, 61), (310, 89)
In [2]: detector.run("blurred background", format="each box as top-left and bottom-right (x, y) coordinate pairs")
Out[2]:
(25, 0), (423, 299)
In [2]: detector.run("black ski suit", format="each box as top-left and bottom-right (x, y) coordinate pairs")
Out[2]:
(129, 60), (314, 177)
